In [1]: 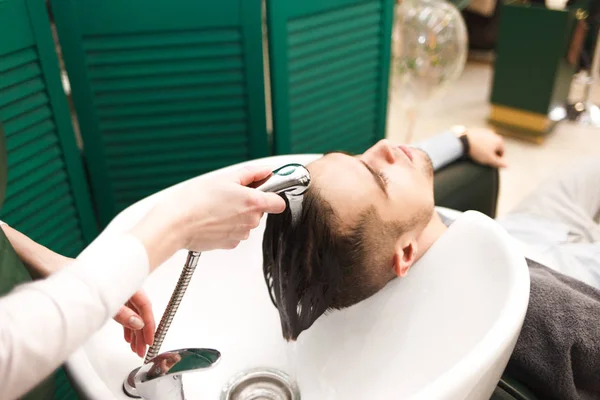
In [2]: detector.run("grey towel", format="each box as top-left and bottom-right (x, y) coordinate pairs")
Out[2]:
(505, 259), (600, 400)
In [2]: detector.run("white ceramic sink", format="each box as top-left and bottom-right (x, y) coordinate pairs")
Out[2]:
(66, 155), (530, 400)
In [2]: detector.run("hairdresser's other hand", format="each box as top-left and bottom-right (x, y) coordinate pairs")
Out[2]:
(28, 249), (156, 354)
(0, 223), (156, 357)
(114, 290), (155, 358)
(465, 128), (508, 168)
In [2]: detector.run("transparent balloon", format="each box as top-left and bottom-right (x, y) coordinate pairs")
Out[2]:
(392, 0), (468, 106)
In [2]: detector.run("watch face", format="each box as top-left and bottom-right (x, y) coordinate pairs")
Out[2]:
(450, 125), (467, 136)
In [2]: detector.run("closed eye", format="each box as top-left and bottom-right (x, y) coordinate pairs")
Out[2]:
(379, 171), (389, 186)
(323, 151), (388, 197)
(360, 160), (388, 197)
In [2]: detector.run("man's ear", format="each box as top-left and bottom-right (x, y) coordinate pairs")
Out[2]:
(392, 240), (418, 277)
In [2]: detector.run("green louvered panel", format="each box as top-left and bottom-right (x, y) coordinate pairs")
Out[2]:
(51, 0), (269, 226)
(0, 0), (97, 258)
(268, 0), (395, 155)
(53, 367), (80, 400)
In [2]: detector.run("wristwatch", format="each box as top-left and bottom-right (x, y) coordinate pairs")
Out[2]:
(450, 125), (470, 157)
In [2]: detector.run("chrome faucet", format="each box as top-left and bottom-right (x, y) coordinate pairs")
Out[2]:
(123, 348), (220, 399)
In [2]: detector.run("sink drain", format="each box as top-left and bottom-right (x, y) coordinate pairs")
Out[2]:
(221, 368), (300, 400)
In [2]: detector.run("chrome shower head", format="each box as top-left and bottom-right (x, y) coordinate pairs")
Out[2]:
(252, 163), (311, 197)
(251, 163), (311, 224)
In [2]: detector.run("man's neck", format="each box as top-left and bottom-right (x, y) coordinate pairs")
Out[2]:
(414, 211), (448, 262)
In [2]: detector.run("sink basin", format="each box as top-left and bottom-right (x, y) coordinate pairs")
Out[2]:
(66, 155), (530, 400)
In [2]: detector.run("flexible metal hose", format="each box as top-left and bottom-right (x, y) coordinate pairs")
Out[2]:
(142, 163), (310, 364)
(144, 251), (201, 363)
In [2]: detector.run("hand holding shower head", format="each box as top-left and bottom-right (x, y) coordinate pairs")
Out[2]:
(252, 163), (311, 225)
(251, 163), (311, 196)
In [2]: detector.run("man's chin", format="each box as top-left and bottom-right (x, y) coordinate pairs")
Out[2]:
(414, 149), (434, 178)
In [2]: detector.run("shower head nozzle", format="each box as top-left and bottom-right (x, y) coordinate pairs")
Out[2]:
(251, 163), (311, 224)
(252, 163), (311, 197)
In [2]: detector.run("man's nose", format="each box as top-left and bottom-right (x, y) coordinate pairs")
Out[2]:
(374, 140), (396, 164)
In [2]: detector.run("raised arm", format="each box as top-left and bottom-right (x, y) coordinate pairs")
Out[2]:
(1, 223), (156, 358)
(414, 127), (508, 171)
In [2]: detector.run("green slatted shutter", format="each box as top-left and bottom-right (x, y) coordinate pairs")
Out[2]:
(0, 0), (97, 258)
(268, 0), (395, 155)
(51, 0), (269, 227)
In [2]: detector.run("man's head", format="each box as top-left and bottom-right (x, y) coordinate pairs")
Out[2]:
(262, 140), (436, 341)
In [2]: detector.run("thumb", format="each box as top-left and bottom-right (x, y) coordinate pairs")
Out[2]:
(257, 192), (286, 214)
(494, 155), (508, 168)
(114, 306), (145, 330)
(232, 166), (273, 186)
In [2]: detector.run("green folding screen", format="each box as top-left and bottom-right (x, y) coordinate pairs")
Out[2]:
(267, 0), (395, 154)
(51, 0), (270, 226)
(0, 0), (97, 258)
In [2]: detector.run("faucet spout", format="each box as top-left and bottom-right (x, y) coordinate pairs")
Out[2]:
(124, 348), (221, 399)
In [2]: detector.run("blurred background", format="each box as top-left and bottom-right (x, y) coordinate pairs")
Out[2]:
(388, 54), (600, 217)
(389, 0), (600, 216)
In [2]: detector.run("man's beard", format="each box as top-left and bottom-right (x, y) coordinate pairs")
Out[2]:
(416, 149), (434, 179)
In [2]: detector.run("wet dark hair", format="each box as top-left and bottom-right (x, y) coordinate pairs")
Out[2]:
(262, 187), (403, 341)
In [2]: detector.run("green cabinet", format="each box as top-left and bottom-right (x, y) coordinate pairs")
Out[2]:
(0, 0), (97, 257)
(51, 0), (270, 226)
(489, 3), (577, 141)
(267, 0), (395, 154)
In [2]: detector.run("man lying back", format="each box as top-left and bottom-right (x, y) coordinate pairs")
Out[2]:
(263, 129), (600, 400)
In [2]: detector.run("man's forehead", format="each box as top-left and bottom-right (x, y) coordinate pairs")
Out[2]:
(306, 153), (374, 223)
(307, 153), (356, 185)
(307, 152), (347, 170)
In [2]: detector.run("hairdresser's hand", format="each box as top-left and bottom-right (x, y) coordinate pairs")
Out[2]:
(464, 128), (507, 168)
(115, 290), (155, 358)
(130, 165), (286, 268)
(175, 166), (287, 251)
(1, 223), (72, 279)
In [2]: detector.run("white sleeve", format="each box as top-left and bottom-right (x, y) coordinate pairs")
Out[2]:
(0, 233), (149, 399)
(413, 131), (465, 171)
